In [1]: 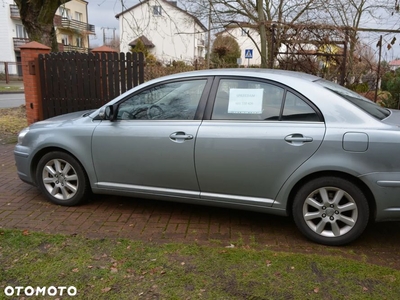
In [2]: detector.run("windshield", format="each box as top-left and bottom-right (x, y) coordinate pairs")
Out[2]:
(315, 79), (390, 120)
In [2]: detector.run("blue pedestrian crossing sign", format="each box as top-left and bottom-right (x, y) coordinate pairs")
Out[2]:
(245, 49), (253, 59)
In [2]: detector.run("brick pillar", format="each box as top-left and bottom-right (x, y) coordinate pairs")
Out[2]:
(20, 42), (51, 125)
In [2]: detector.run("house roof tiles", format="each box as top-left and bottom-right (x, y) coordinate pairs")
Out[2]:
(389, 59), (400, 66)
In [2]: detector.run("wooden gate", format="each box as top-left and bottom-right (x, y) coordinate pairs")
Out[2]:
(38, 52), (144, 119)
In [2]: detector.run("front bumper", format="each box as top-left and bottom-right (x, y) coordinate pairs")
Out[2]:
(14, 145), (34, 186)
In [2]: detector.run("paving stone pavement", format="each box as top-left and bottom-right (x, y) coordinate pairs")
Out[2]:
(2, 142), (400, 265)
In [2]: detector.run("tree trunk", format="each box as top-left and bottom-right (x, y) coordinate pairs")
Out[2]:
(257, 0), (268, 68)
(15, 0), (70, 52)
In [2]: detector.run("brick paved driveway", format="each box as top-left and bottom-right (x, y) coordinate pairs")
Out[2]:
(1, 143), (400, 268)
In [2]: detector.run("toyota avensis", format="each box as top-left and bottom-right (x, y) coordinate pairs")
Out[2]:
(14, 69), (400, 246)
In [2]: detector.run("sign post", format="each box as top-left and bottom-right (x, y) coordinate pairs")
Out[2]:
(244, 49), (253, 67)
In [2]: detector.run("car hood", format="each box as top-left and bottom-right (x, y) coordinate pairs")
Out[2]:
(29, 110), (95, 128)
(382, 109), (400, 126)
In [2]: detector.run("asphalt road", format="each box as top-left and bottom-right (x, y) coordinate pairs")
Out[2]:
(0, 93), (25, 108)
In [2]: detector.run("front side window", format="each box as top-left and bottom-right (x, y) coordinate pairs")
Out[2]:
(117, 79), (207, 120)
(212, 78), (320, 121)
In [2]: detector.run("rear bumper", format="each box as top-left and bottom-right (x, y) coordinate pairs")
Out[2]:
(360, 172), (400, 222)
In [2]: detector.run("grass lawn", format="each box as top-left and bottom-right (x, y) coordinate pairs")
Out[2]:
(0, 85), (24, 93)
(0, 229), (399, 299)
(0, 106), (27, 144)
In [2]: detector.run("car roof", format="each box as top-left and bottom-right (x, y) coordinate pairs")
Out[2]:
(160, 68), (321, 82)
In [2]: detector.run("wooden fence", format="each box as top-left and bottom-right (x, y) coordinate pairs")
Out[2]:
(0, 61), (23, 82)
(38, 51), (144, 119)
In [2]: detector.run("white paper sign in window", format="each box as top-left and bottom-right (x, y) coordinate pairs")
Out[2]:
(228, 89), (263, 114)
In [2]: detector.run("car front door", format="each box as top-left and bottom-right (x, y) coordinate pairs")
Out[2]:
(91, 78), (211, 197)
(195, 77), (326, 206)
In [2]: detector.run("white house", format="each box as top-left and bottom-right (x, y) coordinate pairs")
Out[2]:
(0, 0), (27, 75)
(116, 0), (207, 64)
(218, 23), (262, 66)
(0, 0), (94, 76)
(389, 59), (400, 71)
(218, 23), (326, 68)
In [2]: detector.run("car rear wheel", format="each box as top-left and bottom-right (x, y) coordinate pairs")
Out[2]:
(292, 177), (369, 246)
(36, 151), (90, 206)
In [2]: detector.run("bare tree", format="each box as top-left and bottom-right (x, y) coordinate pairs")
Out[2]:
(321, 0), (391, 79)
(106, 35), (121, 51)
(181, 0), (324, 68)
(15, 0), (70, 52)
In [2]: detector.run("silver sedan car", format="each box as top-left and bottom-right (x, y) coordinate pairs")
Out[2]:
(14, 69), (400, 246)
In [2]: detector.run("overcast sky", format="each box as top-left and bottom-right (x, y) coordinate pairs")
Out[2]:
(87, 0), (139, 47)
(85, 0), (400, 59)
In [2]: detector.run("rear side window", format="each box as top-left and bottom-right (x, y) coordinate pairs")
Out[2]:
(211, 78), (320, 122)
(282, 92), (321, 121)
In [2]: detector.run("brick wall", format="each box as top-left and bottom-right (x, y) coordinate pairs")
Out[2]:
(20, 42), (50, 125)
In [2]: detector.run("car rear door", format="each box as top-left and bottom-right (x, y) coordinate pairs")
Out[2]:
(91, 77), (212, 197)
(195, 77), (326, 206)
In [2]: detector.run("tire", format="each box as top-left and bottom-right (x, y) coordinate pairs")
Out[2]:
(36, 151), (90, 206)
(292, 176), (369, 246)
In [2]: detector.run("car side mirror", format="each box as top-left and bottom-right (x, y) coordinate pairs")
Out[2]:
(98, 107), (106, 119)
(102, 105), (117, 121)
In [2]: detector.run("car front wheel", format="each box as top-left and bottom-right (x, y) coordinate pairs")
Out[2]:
(292, 177), (369, 246)
(36, 151), (90, 206)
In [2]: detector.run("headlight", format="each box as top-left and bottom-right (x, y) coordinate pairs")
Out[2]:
(17, 127), (29, 145)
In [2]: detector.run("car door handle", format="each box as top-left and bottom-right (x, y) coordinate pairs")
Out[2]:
(169, 132), (193, 143)
(285, 134), (313, 144)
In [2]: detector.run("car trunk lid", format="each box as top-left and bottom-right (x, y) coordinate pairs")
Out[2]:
(382, 109), (400, 126)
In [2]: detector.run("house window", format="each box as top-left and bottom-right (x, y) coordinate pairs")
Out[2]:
(62, 35), (69, 45)
(153, 6), (162, 16)
(60, 7), (71, 19)
(197, 47), (204, 58)
(15, 24), (28, 38)
(76, 37), (82, 47)
(75, 12), (83, 22)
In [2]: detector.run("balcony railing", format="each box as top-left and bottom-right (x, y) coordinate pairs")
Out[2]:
(13, 37), (30, 50)
(54, 15), (95, 34)
(58, 44), (90, 53)
(10, 4), (20, 19)
(11, 6), (95, 35)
